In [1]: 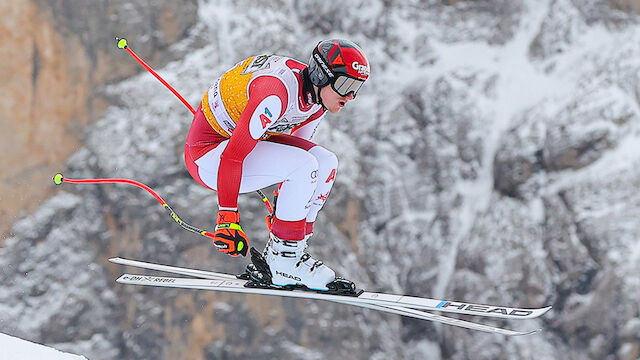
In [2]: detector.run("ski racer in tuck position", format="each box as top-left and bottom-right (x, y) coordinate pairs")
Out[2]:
(183, 39), (370, 292)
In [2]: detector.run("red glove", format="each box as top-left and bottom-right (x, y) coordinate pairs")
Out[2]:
(211, 210), (249, 257)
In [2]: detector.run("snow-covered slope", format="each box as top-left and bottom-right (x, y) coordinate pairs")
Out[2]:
(2, 0), (640, 359)
(0, 333), (87, 360)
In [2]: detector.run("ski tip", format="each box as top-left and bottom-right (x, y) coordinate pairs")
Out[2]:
(539, 305), (553, 315)
(524, 328), (543, 336)
(53, 173), (64, 185)
(508, 328), (543, 336)
(109, 257), (125, 264)
(514, 305), (553, 319)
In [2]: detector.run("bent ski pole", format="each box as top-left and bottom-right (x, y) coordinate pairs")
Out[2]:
(52, 173), (222, 242)
(115, 37), (195, 114)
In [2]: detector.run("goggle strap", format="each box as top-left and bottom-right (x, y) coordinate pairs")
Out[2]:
(313, 47), (335, 81)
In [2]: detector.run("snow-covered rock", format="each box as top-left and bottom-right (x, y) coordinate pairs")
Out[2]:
(3, 0), (640, 359)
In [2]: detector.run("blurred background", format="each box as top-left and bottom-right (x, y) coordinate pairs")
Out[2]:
(1, 0), (640, 359)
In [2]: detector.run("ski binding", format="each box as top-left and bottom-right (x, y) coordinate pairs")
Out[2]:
(238, 247), (363, 296)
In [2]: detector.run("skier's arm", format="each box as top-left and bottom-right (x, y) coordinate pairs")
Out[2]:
(216, 76), (288, 209)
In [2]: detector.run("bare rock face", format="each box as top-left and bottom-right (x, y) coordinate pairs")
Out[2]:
(493, 111), (546, 199)
(0, 0), (88, 237)
(0, 0), (197, 236)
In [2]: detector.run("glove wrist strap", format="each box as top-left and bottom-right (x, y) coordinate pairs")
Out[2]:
(215, 223), (243, 231)
(217, 210), (240, 224)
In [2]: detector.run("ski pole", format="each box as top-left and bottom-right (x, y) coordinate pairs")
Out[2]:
(115, 37), (195, 114)
(114, 36), (273, 216)
(52, 173), (224, 244)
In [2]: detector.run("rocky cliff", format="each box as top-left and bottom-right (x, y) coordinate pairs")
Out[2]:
(2, 1), (640, 359)
(0, 0), (198, 236)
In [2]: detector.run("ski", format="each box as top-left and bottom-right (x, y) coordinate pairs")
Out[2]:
(109, 257), (551, 320)
(115, 273), (540, 336)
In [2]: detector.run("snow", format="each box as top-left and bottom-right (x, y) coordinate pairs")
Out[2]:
(428, 0), (573, 300)
(4, 0), (640, 358)
(0, 333), (87, 360)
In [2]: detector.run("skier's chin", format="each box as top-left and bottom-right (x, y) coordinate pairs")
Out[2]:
(327, 103), (343, 114)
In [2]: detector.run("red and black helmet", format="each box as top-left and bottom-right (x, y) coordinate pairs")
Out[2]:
(308, 39), (370, 98)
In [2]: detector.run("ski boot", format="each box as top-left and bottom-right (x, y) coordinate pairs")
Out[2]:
(242, 233), (361, 296)
(264, 232), (335, 291)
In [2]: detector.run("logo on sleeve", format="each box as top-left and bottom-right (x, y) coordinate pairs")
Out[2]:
(260, 107), (273, 128)
(249, 95), (282, 140)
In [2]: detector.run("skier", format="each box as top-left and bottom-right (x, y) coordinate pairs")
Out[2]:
(183, 39), (370, 291)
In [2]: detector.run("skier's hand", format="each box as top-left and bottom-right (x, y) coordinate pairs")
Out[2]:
(211, 210), (249, 257)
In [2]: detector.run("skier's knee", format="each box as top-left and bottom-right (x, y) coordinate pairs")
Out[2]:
(322, 149), (338, 171)
(310, 146), (338, 177)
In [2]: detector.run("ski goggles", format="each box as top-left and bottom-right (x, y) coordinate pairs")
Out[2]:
(331, 75), (365, 98)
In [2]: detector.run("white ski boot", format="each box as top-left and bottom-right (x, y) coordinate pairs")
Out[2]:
(263, 233), (336, 291)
